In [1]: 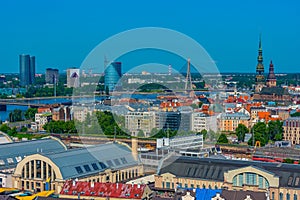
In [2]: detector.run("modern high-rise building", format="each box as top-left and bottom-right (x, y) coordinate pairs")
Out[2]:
(19, 54), (35, 86)
(104, 62), (122, 92)
(67, 68), (80, 88)
(45, 68), (59, 84)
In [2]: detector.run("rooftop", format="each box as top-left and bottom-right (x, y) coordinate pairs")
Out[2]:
(60, 180), (147, 199)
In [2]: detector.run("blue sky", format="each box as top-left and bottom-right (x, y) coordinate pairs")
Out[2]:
(0, 0), (299, 73)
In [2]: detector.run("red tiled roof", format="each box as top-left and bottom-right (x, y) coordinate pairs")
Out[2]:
(60, 180), (146, 199)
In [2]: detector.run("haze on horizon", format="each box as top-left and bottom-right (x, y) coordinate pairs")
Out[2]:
(0, 0), (299, 74)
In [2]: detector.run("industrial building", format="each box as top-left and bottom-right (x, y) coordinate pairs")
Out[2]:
(12, 141), (143, 193)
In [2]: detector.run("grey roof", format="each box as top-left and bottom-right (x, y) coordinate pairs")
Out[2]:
(44, 142), (138, 180)
(158, 156), (300, 188)
(260, 87), (290, 96)
(0, 137), (67, 171)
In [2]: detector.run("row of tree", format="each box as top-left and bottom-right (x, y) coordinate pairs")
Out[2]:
(8, 108), (37, 122)
(234, 120), (283, 146)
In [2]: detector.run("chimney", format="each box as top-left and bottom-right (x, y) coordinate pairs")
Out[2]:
(91, 181), (94, 188)
(116, 183), (119, 189)
(132, 138), (138, 161)
(72, 180), (76, 186)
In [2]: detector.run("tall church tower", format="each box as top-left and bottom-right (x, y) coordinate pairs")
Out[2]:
(255, 35), (265, 92)
(266, 60), (276, 87)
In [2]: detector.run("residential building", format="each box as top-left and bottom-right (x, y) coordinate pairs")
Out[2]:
(72, 106), (93, 122)
(125, 111), (156, 137)
(191, 113), (208, 132)
(67, 68), (80, 88)
(12, 142), (143, 193)
(35, 112), (52, 131)
(45, 68), (59, 84)
(19, 54), (35, 86)
(52, 106), (71, 121)
(155, 111), (192, 132)
(155, 156), (300, 200)
(104, 62), (122, 92)
(217, 112), (250, 132)
(283, 117), (300, 145)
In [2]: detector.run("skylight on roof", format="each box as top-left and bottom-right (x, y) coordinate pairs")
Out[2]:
(15, 156), (22, 163)
(91, 163), (99, 170)
(83, 165), (91, 172)
(7, 158), (14, 164)
(75, 166), (83, 174)
(120, 157), (128, 164)
(113, 159), (121, 166)
(106, 160), (114, 167)
(99, 162), (107, 169)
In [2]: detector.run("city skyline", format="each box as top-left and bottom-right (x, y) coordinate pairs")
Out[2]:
(0, 0), (299, 73)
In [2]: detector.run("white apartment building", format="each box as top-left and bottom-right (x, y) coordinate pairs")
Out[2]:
(125, 111), (156, 137)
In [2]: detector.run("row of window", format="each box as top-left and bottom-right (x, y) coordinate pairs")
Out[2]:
(232, 172), (269, 189)
(162, 181), (219, 190)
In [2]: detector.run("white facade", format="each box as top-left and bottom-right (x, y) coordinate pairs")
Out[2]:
(191, 113), (208, 132)
(35, 112), (52, 130)
(72, 106), (93, 122)
(125, 112), (156, 137)
(67, 68), (80, 88)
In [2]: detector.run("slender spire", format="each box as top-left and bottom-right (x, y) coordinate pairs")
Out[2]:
(259, 33), (262, 50)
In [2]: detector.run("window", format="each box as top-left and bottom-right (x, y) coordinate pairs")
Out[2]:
(233, 175), (237, 186)
(120, 157), (127, 164)
(280, 193), (283, 200)
(294, 194), (298, 200)
(246, 173), (256, 185)
(113, 159), (121, 166)
(296, 177), (300, 186)
(83, 165), (91, 172)
(287, 193), (290, 200)
(288, 176), (294, 186)
(272, 192), (275, 200)
(75, 166), (83, 174)
(99, 162), (107, 169)
(166, 182), (170, 188)
(258, 176), (263, 188)
(91, 163), (99, 170)
(106, 160), (114, 167)
(7, 158), (14, 164)
(238, 174), (243, 186)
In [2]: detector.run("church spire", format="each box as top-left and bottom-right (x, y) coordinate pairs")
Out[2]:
(255, 34), (265, 93)
(266, 60), (276, 87)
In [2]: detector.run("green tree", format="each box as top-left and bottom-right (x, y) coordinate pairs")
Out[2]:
(217, 133), (228, 144)
(24, 108), (38, 120)
(248, 122), (268, 146)
(283, 158), (294, 164)
(9, 109), (23, 122)
(137, 130), (145, 137)
(197, 129), (208, 140)
(0, 124), (11, 133)
(235, 124), (249, 142)
(291, 112), (300, 117)
(105, 86), (109, 95)
(267, 120), (283, 141)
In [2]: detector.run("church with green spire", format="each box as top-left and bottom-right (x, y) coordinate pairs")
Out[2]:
(253, 35), (291, 105)
(255, 34), (265, 92)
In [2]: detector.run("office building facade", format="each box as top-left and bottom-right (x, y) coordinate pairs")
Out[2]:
(67, 68), (80, 88)
(104, 62), (122, 92)
(283, 117), (300, 145)
(19, 54), (35, 86)
(45, 68), (59, 84)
